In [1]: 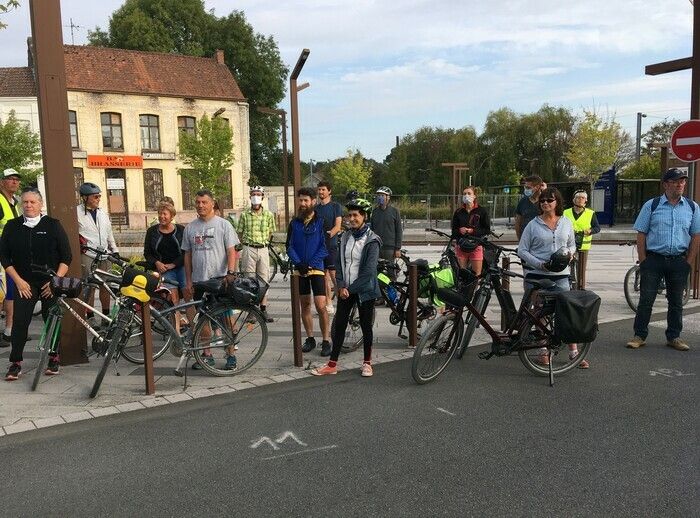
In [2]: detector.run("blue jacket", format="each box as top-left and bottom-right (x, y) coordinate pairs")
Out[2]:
(336, 227), (382, 303)
(286, 215), (327, 270)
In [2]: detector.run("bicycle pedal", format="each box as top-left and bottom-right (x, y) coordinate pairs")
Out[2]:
(477, 351), (493, 360)
(173, 368), (184, 377)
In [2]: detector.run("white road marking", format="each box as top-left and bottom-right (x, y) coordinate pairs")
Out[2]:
(275, 431), (308, 446)
(262, 444), (338, 461)
(250, 437), (279, 450)
(437, 407), (456, 416)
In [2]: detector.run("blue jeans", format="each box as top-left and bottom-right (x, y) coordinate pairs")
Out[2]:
(633, 254), (690, 341)
(162, 266), (186, 289)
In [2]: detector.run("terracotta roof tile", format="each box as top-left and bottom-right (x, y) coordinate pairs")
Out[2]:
(0, 67), (37, 97)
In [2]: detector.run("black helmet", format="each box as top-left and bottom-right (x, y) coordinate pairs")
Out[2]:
(457, 236), (479, 252)
(345, 189), (360, 201)
(543, 247), (571, 272)
(79, 182), (101, 196)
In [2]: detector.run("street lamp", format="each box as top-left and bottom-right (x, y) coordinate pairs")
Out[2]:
(257, 106), (290, 227)
(290, 48), (310, 195)
(635, 112), (647, 161)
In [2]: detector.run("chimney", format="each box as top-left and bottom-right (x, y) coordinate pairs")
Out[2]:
(215, 49), (225, 65)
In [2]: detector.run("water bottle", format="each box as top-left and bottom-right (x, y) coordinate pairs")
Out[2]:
(386, 284), (399, 305)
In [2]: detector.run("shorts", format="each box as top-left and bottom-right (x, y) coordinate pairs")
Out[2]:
(298, 274), (326, 297)
(456, 245), (484, 261)
(240, 246), (270, 279)
(324, 246), (338, 270)
(162, 266), (186, 289)
(4, 275), (14, 301)
(81, 254), (111, 276)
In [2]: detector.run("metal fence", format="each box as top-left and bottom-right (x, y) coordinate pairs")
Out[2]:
(390, 194), (522, 224)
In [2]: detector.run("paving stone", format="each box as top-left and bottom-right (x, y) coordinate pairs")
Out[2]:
(89, 406), (121, 418)
(115, 401), (147, 412)
(287, 370), (313, 379)
(270, 374), (296, 382)
(33, 416), (66, 429)
(248, 377), (275, 386)
(164, 393), (192, 403)
(3, 421), (37, 435)
(230, 381), (255, 391)
(62, 411), (93, 423)
(209, 386), (237, 395)
(140, 397), (169, 408)
(186, 389), (214, 399)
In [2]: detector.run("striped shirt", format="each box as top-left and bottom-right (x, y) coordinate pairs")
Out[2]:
(236, 208), (276, 246)
(633, 194), (700, 256)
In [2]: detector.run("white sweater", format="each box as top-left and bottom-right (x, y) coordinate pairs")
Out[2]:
(76, 204), (118, 257)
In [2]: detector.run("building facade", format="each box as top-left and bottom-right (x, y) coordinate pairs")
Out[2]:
(0, 44), (251, 228)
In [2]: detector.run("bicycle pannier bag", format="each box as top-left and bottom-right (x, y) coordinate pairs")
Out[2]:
(554, 290), (601, 343)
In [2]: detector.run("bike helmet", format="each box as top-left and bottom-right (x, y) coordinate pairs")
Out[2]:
(376, 186), (392, 196)
(345, 189), (360, 201)
(249, 185), (265, 194)
(345, 197), (372, 215)
(79, 182), (101, 196)
(543, 247), (571, 272)
(457, 236), (479, 252)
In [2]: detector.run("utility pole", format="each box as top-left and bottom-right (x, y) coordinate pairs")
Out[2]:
(289, 49), (310, 195)
(635, 112), (647, 161)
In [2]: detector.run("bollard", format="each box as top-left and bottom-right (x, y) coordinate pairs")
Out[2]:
(408, 263), (418, 348)
(290, 274), (303, 367)
(501, 256), (511, 330)
(141, 303), (155, 395)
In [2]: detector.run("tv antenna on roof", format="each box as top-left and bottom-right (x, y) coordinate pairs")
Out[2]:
(62, 18), (84, 45)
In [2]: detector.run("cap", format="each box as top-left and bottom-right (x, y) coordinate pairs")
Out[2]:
(662, 168), (689, 182)
(3, 168), (21, 179)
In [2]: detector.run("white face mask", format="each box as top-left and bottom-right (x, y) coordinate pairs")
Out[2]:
(462, 195), (474, 205)
(23, 215), (42, 228)
(250, 195), (263, 206)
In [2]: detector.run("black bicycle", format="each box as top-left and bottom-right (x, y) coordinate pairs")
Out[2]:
(268, 238), (291, 283)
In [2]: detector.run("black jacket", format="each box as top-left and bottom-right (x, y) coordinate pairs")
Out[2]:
(143, 224), (185, 269)
(0, 215), (72, 284)
(451, 205), (491, 240)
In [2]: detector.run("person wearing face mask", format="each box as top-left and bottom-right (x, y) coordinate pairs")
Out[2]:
(515, 175), (546, 241)
(0, 189), (72, 380)
(451, 186), (491, 276)
(236, 186), (276, 322)
(370, 186), (402, 281)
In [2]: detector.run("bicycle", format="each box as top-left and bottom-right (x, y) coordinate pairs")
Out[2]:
(267, 238), (291, 283)
(412, 235), (597, 386)
(620, 242), (690, 312)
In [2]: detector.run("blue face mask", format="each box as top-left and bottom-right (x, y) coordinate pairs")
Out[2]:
(376, 195), (386, 206)
(523, 188), (533, 197)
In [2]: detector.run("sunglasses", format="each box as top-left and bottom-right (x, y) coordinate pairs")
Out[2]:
(539, 198), (556, 204)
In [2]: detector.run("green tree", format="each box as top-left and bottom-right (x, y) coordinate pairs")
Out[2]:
(89, 0), (287, 182)
(0, 0), (19, 30)
(641, 118), (682, 156)
(0, 110), (42, 184)
(328, 149), (372, 196)
(566, 110), (626, 184)
(177, 115), (234, 199)
(620, 155), (660, 179)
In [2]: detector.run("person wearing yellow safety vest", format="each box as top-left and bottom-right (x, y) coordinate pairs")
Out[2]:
(563, 190), (600, 289)
(0, 168), (22, 347)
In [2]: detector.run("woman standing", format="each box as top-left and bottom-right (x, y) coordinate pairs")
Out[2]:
(451, 186), (491, 276)
(517, 187), (589, 368)
(312, 198), (381, 377)
(0, 189), (72, 380)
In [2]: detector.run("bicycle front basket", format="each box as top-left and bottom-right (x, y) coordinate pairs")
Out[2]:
(51, 276), (84, 298)
(222, 273), (268, 305)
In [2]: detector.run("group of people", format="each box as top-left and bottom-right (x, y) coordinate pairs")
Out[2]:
(0, 167), (697, 382)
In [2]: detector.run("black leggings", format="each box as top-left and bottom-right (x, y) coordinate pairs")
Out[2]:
(330, 294), (374, 362)
(10, 283), (56, 363)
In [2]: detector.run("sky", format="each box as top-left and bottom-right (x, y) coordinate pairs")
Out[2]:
(0, 0), (695, 162)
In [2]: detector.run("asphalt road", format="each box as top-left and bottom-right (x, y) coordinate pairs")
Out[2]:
(3, 311), (698, 517)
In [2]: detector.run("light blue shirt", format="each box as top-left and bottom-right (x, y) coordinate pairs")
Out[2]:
(518, 216), (576, 276)
(633, 195), (700, 256)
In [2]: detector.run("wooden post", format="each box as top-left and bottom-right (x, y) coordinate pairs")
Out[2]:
(408, 263), (418, 348)
(500, 256), (510, 330)
(577, 250), (587, 290)
(290, 274), (303, 367)
(141, 304), (155, 395)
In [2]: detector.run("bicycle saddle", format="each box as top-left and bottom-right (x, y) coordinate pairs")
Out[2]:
(435, 288), (469, 308)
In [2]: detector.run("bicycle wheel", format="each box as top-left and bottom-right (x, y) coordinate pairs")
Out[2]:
(517, 316), (592, 376)
(624, 265), (640, 312)
(31, 316), (60, 391)
(456, 289), (489, 359)
(682, 277), (691, 306)
(89, 307), (133, 398)
(411, 312), (463, 384)
(192, 304), (268, 376)
(121, 296), (175, 364)
(339, 304), (376, 354)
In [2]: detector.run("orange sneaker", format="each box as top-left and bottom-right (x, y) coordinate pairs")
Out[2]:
(311, 364), (337, 376)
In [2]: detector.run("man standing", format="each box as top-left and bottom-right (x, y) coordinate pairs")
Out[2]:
(77, 182), (118, 322)
(563, 189), (600, 289)
(315, 181), (342, 315)
(627, 168), (700, 351)
(0, 169), (21, 347)
(514, 175), (545, 240)
(237, 186), (276, 322)
(287, 187), (331, 356)
(370, 186), (402, 279)
(182, 190), (240, 369)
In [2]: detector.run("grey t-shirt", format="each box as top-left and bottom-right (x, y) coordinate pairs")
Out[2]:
(181, 215), (240, 282)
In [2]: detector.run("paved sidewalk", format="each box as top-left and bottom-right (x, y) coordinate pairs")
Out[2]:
(1, 244), (697, 436)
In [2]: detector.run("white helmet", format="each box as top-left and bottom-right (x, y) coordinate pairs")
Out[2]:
(249, 185), (265, 194)
(376, 186), (392, 196)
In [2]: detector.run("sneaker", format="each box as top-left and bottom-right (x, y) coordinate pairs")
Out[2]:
(361, 363), (373, 377)
(45, 356), (60, 376)
(223, 355), (237, 371)
(302, 337), (317, 353)
(320, 340), (332, 357)
(667, 338), (689, 351)
(5, 362), (21, 381)
(192, 356), (215, 370)
(0, 334), (10, 348)
(310, 364), (337, 376)
(626, 336), (646, 349)
(261, 309), (273, 323)
(326, 304), (335, 316)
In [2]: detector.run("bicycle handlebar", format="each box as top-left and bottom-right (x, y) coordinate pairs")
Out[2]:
(84, 246), (128, 267)
(30, 263), (58, 277)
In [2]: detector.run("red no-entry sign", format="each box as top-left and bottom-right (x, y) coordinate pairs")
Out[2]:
(671, 120), (700, 162)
